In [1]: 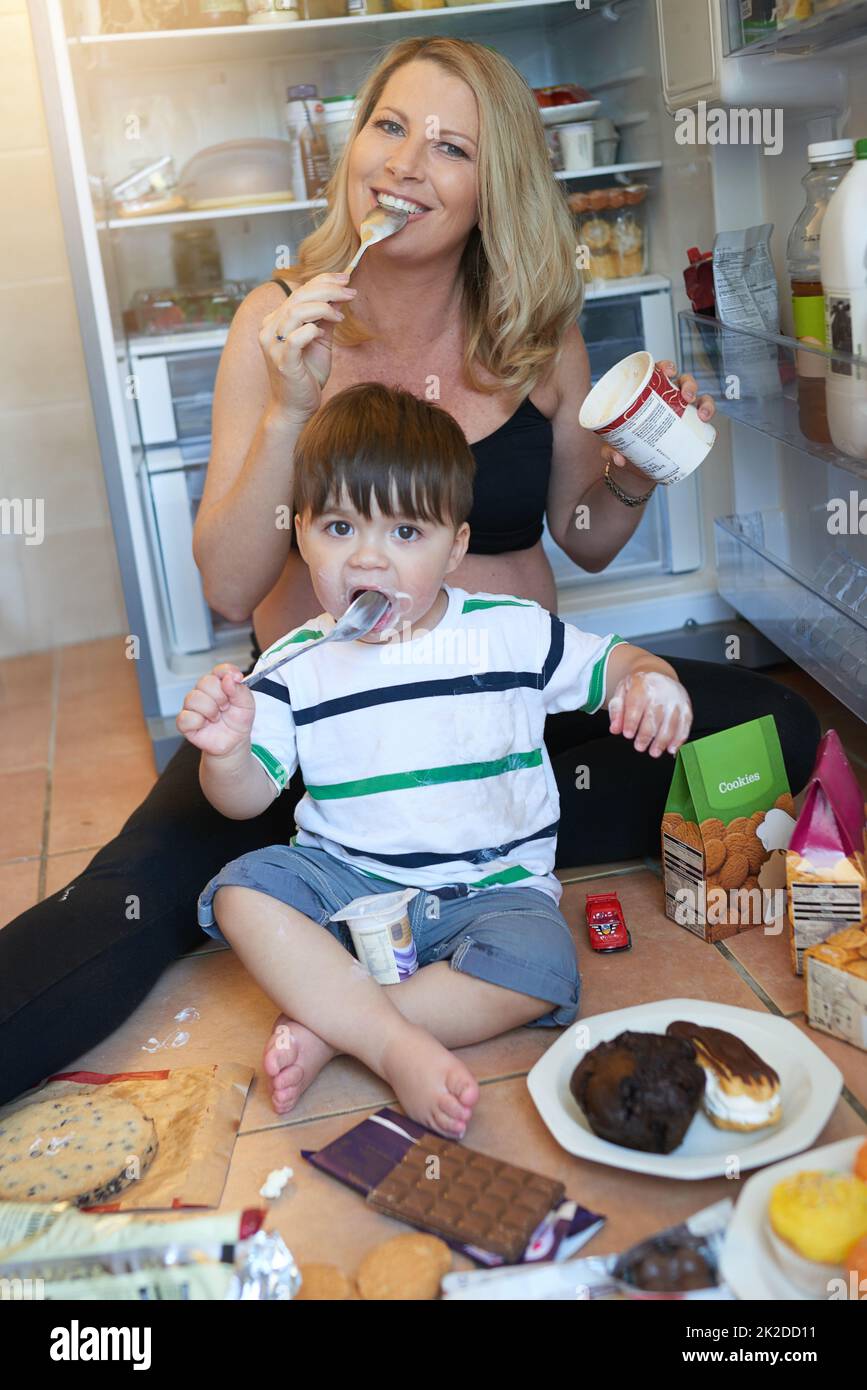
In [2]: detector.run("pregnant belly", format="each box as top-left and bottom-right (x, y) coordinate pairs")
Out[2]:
(252, 541), (559, 650)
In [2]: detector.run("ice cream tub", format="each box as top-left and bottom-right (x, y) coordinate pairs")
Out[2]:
(579, 350), (716, 484)
(330, 888), (419, 984)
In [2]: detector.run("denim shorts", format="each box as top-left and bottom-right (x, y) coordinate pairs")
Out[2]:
(197, 842), (580, 1029)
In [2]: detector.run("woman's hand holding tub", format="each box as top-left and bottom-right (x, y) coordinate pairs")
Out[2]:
(177, 663), (276, 818)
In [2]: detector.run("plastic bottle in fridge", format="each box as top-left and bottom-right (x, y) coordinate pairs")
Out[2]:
(786, 139), (854, 443)
(285, 85), (331, 202)
(820, 137), (867, 461)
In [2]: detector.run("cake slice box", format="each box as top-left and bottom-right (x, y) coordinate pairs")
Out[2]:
(786, 729), (867, 976)
(804, 925), (867, 1054)
(660, 715), (793, 944)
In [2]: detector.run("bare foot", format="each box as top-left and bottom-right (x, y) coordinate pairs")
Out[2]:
(380, 1023), (479, 1138)
(263, 1013), (339, 1114)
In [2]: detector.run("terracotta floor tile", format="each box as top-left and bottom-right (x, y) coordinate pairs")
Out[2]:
(54, 700), (151, 770)
(566, 871), (773, 1020)
(788, 1014), (867, 1114)
(0, 766), (47, 860)
(0, 859), (40, 929)
(56, 949), (268, 1080)
(55, 640), (149, 768)
(57, 637), (137, 700)
(42, 847), (102, 900)
(48, 749), (156, 854)
(0, 649), (54, 699)
(218, 1080), (866, 1289)
(0, 693), (52, 773)
(722, 919), (806, 1016)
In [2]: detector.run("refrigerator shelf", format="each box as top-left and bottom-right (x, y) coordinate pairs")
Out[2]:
(727, 0), (867, 57)
(95, 164), (663, 230)
(715, 513), (867, 722)
(679, 311), (867, 480)
(70, 0), (577, 66)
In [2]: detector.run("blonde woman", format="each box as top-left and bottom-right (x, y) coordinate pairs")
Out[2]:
(0, 38), (819, 1110)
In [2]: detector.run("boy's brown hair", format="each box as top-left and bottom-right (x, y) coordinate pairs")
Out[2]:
(293, 383), (476, 530)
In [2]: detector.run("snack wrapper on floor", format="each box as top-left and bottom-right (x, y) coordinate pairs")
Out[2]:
(0, 1204), (302, 1299)
(441, 1199), (734, 1300)
(787, 729), (867, 974)
(302, 1108), (605, 1267)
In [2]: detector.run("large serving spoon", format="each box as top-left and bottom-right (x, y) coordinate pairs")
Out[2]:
(342, 203), (409, 276)
(242, 589), (391, 689)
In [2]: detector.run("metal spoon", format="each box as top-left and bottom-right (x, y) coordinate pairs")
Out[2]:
(242, 589), (391, 689)
(342, 203), (409, 276)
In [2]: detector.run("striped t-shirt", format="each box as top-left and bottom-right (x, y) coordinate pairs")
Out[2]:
(247, 585), (626, 905)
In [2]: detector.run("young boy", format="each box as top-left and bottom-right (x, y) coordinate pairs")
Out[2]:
(178, 383), (693, 1139)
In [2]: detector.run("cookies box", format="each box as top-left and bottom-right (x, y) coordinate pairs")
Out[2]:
(787, 729), (867, 975)
(804, 925), (867, 1054)
(661, 715), (794, 943)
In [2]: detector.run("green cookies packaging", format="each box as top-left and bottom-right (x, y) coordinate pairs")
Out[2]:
(661, 715), (794, 943)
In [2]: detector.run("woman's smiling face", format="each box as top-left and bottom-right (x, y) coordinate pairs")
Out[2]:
(347, 59), (480, 258)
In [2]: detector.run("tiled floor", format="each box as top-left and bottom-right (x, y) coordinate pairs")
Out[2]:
(1, 637), (866, 1292)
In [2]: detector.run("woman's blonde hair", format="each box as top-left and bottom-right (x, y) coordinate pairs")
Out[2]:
(281, 36), (584, 398)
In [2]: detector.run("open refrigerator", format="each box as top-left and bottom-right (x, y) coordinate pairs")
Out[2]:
(28, 0), (867, 766)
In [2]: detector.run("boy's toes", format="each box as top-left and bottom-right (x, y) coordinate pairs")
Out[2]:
(447, 1067), (479, 1110)
(433, 1106), (467, 1138)
(438, 1093), (471, 1123)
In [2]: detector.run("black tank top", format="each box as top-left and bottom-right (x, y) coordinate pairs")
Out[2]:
(269, 276), (553, 555)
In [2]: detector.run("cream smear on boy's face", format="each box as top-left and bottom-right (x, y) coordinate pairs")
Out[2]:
(295, 488), (469, 644)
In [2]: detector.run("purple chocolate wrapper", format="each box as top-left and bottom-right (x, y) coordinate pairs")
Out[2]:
(301, 1108), (605, 1267)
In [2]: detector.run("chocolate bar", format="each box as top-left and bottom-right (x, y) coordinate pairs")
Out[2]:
(365, 1135), (565, 1262)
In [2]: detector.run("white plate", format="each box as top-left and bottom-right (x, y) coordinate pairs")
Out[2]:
(527, 999), (842, 1180)
(721, 1137), (864, 1300)
(539, 100), (601, 127)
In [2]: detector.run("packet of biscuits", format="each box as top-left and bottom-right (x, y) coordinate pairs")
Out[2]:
(786, 729), (867, 975)
(661, 715), (794, 943)
(302, 1107), (605, 1267)
(804, 924), (867, 1053)
(0, 1064), (253, 1211)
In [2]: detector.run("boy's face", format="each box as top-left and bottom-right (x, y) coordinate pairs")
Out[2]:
(295, 486), (470, 643)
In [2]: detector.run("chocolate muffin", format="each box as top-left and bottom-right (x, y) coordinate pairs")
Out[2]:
(570, 1030), (706, 1153)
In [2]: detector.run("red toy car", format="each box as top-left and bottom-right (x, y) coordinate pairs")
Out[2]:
(585, 892), (632, 953)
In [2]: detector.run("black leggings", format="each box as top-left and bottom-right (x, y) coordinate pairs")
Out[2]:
(0, 654), (820, 1104)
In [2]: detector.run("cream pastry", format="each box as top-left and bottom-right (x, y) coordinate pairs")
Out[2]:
(665, 1021), (782, 1132)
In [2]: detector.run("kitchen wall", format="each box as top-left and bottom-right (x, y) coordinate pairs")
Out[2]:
(0, 0), (126, 660)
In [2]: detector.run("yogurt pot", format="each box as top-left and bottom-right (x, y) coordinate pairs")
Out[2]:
(557, 121), (595, 172)
(578, 350), (716, 485)
(330, 888), (419, 984)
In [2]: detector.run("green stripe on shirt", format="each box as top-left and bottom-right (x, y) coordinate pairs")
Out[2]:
(581, 634), (626, 714)
(251, 743), (290, 789)
(306, 749), (544, 801)
(461, 598), (533, 613)
(265, 627), (324, 657)
(473, 864), (534, 886)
